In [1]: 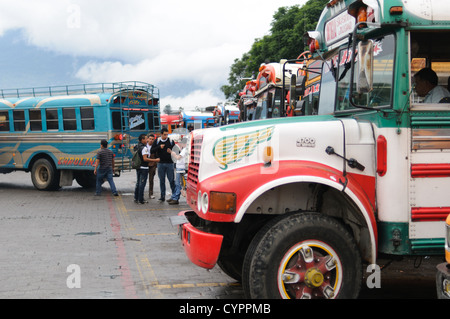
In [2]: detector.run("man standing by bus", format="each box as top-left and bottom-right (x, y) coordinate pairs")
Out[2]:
(151, 128), (176, 202)
(94, 139), (119, 197)
(147, 133), (157, 199)
(134, 134), (160, 204)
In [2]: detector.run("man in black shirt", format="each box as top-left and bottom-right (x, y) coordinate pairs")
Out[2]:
(94, 139), (118, 196)
(151, 128), (176, 202)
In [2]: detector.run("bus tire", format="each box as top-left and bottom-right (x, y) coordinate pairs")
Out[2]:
(242, 212), (362, 299)
(31, 158), (60, 191)
(217, 254), (243, 282)
(75, 171), (96, 188)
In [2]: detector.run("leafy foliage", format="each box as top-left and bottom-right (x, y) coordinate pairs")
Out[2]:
(221, 0), (328, 100)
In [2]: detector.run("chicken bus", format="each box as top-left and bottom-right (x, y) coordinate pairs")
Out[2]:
(173, 0), (450, 299)
(0, 81), (160, 190)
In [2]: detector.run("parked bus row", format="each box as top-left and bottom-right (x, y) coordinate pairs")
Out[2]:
(237, 50), (321, 122)
(161, 103), (240, 134)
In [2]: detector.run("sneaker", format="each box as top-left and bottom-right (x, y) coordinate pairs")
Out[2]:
(113, 193), (119, 196)
(139, 200), (148, 204)
(168, 200), (179, 205)
(158, 198), (165, 202)
(150, 195), (155, 199)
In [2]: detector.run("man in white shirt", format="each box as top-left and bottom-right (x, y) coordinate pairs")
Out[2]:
(150, 128), (176, 202)
(414, 68), (450, 103)
(167, 137), (187, 205)
(134, 134), (159, 204)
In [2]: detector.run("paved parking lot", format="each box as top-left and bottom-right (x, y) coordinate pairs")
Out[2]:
(0, 170), (242, 299)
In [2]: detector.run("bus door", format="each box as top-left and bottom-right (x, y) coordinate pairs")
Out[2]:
(111, 93), (132, 169)
(111, 90), (151, 167)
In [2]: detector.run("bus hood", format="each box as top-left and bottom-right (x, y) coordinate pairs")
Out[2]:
(192, 117), (376, 183)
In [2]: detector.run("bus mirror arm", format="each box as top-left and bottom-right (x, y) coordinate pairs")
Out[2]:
(326, 146), (365, 171)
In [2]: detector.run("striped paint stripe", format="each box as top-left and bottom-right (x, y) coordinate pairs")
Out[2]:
(411, 207), (450, 222)
(411, 163), (450, 178)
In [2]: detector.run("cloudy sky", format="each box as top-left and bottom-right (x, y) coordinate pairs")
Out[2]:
(0, 0), (306, 110)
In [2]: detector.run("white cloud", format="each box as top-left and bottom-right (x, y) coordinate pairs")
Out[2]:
(75, 42), (245, 89)
(163, 89), (223, 110)
(0, 0), (306, 108)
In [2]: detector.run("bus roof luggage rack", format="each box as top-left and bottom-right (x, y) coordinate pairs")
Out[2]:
(0, 81), (159, 99)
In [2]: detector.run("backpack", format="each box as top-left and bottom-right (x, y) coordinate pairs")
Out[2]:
(131, 145), (143, 169)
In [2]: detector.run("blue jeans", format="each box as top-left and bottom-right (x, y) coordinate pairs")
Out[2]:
(96, 167), (117, 195)
(157, 163), (175, 200)
(171, 171), (183, 201)
(134, 168), (148, 202)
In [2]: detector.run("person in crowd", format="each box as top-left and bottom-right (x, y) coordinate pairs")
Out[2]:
(167, 137), (187, 205)
(134, 134), (159, 204)
(147, 133), (157, 199)
(151, 128), (176, 202)
(94, 139), (118, 197)
(414, 67), (450, 103)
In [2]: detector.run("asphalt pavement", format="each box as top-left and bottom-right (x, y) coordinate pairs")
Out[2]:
(0, 170), (242, 299)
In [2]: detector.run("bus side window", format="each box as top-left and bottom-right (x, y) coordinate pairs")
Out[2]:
(13, 110), (26, 132)
(63, 108), (77, 131)
(29, 109), (42, 131)
(46, 109), (59, 131)
(81, 107), (95, 130)
(112, 111), (123, 130)
(0, 111), (10, 131)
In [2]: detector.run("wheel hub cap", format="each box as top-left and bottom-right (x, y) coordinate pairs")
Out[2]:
(278, 243), (342, 299)
(305, 268), (324, 288)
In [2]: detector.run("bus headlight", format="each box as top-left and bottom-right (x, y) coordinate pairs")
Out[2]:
(197, 191), (209, 214)
(201, 192), (209, 214)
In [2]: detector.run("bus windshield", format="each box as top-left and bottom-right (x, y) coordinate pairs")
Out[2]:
(254, 87), (284, 120)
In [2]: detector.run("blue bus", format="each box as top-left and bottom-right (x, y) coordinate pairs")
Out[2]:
(182, 110), (216, 130)
(0, 81), (160, 190)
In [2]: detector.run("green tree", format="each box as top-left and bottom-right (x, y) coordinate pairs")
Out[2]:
(221, 0), (328, 100)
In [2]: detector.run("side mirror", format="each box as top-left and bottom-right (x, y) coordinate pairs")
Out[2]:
(357, 40), (374, 93)
(289, 74), (306, 103)
(290, 74), (297, 103)
(294, 100), (305, 116)
(296, 74), (306, 96)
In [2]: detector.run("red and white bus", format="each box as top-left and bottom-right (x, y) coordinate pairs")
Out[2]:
(174, 0), (450, 299)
